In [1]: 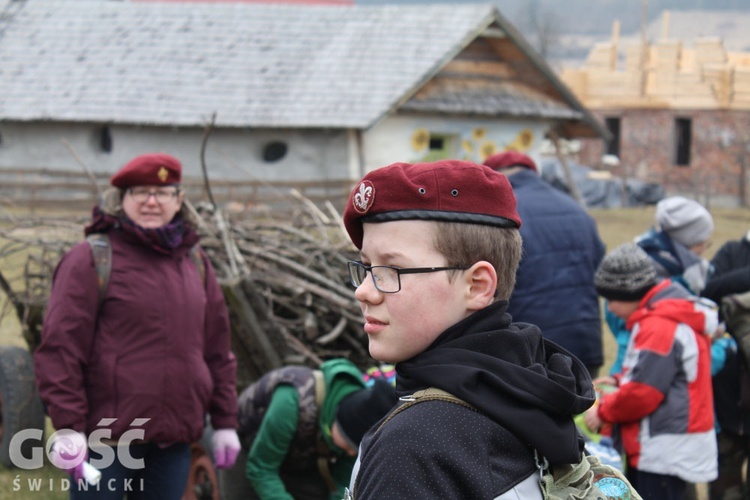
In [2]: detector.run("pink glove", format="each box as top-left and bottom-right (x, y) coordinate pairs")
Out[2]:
(212, 428), (241, 469)
(49, 430), (88, 481)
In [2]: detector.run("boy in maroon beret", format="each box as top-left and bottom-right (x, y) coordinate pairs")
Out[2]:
(342, 159), (596, 499)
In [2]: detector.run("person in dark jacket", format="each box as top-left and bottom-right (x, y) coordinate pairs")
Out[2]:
(34, 153), (240, 499)
(702, 231), (750, 500)
(341, 159), (596, 499)
(483, 151), (606, 377)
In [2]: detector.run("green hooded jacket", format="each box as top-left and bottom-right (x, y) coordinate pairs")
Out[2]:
(245, 358), (364, 499)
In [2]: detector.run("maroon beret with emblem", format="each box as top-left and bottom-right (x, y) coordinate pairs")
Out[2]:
(343, 160), (521, 249)
(110, 153), (182, 188)
(483, 151), (538, 173)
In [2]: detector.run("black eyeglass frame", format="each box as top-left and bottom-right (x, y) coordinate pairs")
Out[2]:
(347, 260), (470, 294)
(126, 187), (181, 204)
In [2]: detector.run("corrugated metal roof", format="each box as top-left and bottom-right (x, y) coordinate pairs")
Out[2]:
(0, 1), (599, 135)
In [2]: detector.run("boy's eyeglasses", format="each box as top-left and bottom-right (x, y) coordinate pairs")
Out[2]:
(347, 261), (469, 294)
(126, 187), (180, 204)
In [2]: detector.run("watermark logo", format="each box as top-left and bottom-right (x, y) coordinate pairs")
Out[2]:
(9, 418), (150, 470)
(47, 430), (87, 470)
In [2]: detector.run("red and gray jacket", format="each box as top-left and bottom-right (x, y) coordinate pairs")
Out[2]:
(34, 224), (237, 444)
(598, 279), (718, 482)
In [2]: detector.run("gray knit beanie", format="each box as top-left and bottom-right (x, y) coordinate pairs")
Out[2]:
(594, 243), (658, 301)
(655, 196), (714, 248)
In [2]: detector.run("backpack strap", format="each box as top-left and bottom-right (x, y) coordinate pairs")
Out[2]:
(312, 369), (326, 408)
(312, 370), (338, 493)
(376, 387), (476, 432)
(188, 245), (207, 287)
(85, 236), (207, 309)
(346, 388), (476, 499)
(85, 234), (112, 309)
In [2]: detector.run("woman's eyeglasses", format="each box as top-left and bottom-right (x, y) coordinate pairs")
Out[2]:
(126, 187), (180, 204)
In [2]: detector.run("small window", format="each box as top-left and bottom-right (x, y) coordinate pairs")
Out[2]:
(605, 117), (621, 157)
(674, 118), (691, 166)
(262, 141), (288, 162)
(429, 137), (444, 150)
(99, 126), (112, 153)
(422, 134), (454, 161)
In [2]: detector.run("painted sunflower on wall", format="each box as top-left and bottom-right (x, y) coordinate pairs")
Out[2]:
(411, 128), (430, 152)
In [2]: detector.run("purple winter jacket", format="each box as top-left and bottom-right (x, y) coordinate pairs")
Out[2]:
(34, 216), (238, 444)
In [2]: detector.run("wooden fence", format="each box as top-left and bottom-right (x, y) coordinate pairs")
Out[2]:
(0, 167), (354, 213)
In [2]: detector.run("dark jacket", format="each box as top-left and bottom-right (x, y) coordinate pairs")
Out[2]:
(703, 232), (750, 300)
(505, 169), (606, 368)
(351, 301), (595, 499)
(702, 232), (750, 434)
(34, 210), (238, 443)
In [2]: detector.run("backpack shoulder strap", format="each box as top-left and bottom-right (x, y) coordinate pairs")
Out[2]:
(85, 233), (112, 309)
(84, 236), (207, 308)
(188, 245), (207, 287)
(348, 388), (476, 499)
(312, 369), (326, 408)
(375, 387), (476, 433)
(312, 369), (338, 494)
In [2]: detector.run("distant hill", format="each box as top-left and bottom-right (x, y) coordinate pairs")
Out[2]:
(357, 0), (748, 33)
(356, 0), (750, 67)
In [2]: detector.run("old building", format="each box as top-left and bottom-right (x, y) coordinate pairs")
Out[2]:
(560, 13), (750, 207)
(0, 1), (606, 210)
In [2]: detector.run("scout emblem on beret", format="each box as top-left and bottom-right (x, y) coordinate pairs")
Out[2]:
(157, 166), (169, 183)
(353, 181), (374, 214)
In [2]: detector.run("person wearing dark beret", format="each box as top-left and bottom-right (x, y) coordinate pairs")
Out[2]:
(342, 159), (595, 499)
(483, 151), (606, 379)
(35, 153), (240, 499)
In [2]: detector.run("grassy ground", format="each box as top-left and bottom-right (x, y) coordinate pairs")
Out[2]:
(0, 205), (747, 497)
(0, 462), (67, 499)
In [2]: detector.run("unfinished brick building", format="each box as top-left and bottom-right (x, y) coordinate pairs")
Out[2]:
(560, 20), (750, 207)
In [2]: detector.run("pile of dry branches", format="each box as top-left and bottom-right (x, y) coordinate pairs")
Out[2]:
(0, 194), (373, 390)
(190, 196), (371, 388)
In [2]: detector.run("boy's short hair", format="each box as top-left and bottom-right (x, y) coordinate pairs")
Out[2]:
(434, 221), (521, 300)
(594, 243), (658, 301)
(343, 160), (521, 250)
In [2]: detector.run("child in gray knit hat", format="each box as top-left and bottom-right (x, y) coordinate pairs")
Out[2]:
(606, 197), (715, 376)
(587, 242), (719, 499)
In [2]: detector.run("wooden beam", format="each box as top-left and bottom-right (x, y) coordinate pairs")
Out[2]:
(441, 59), (514, 79)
